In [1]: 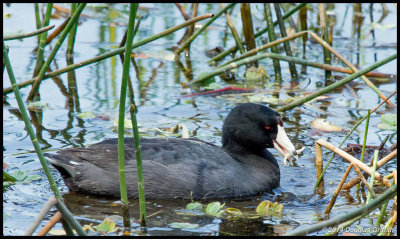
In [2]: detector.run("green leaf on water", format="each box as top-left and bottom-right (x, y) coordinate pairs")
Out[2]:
(10, 170), (27, 181)
(113, 118), (133, 129)
(205, 201), (225, 217)
(170, 222), (199, 229)
(256, 200), (284, 216)
(256, 200), (271, 215)
(187, 202), (203, 210)
(27, 101), (49, 110)
(24, 174), (42, 183)
(377, 113), (397, 131)
(78, 111), (96, 119)
(202, 82), (222, 90)
(224, 207), (243, 220)
(4, 170), (42, 185)
(93, 217), (118, 233)
(245, 66), (267, 81)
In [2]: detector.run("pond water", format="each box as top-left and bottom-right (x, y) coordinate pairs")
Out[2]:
(3, 3), (397, 236)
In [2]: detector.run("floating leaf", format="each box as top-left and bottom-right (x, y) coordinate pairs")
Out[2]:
(381, 113), (397, 126)
(7, 170), (42, 184)
(187, 202), (203, 210)
(256, 200), (271, 215)
(48, 229), (75, 235)
(311, 118), (342, 132)
(377, 123), (397, 131)
(78, 112), (96, 119)
(224, 207), (243, 220)
(202, 82), (222, 90)
(256, 200), (284, 216)
(205, 202), (225, 217)
(113, 118), (133, 129)
(27, 101), (49, 110)
(170, 222), (199, 229)
(377, 113), (397, 131)
(245, 66), (267, 81)
(93, 217), (118, 233)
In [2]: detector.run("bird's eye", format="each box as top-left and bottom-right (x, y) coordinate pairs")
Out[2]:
(265, 125), (271, 130)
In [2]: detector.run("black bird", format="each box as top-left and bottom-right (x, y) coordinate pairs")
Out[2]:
(45, 103), (299, 199)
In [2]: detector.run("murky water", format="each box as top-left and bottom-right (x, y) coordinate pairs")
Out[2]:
(3, 3), (397, 236)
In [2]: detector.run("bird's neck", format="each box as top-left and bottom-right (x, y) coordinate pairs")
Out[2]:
(222, 137), (265, 158)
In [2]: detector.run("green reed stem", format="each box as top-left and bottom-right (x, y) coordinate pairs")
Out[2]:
(132, 15), (142, 40)
(376, 203), (389, 227)
(176, 3), (235, 55)
(264, 3), (282, 82)
(209, 3), (307, 63)
(376, 180), (394, 226)
(221, 3), (244, 54)
(274, 3), (298, 81)
(33, 3), (53, 77)
(323, 214), (364, 236)
(359, 110), (370, 163)
(285, 184), (397, 236)
(4, 25), (55, 41)
(27, 3), (86, 102)
(3, 41), (62, 201)
(276, 53), (397, 112)
(366, 150), (379, 204)
(67, 3), (78, 60)
(314, 89), (397, 190)
(118, 3), (138, 206)
(55, 199), (87, 235)
(34, 3), (41, 45)
(319, 3), (332, 78)
(4, 41), (86, 235)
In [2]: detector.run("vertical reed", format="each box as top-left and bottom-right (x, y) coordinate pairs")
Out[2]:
(264, 3), (281, 82)
(299, 4), (308, 74)
(27, 3), (87, 102)
(274, 3), (298, 81)
(318, 3), (332, 78)
(33, 3), (53, 77)
(118, 2), (137, 205)
(240, 3), (256, 53)
(4, 41), (85, 235)
(34, 3), (42, 46)
(67, 3), (78, 61)
(360, 110), (371, 163)
(366, 150), (379, 203)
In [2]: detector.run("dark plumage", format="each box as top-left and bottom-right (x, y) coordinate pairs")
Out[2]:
(45, 103), (298, 199)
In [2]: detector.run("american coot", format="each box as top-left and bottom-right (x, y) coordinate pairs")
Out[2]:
(45, 103), (299, 199)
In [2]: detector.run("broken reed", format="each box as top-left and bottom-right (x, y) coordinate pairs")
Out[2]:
(314, 89), (397, 190)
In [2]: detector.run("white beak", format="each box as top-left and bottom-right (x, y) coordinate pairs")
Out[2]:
(273, 125), (298, 165)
